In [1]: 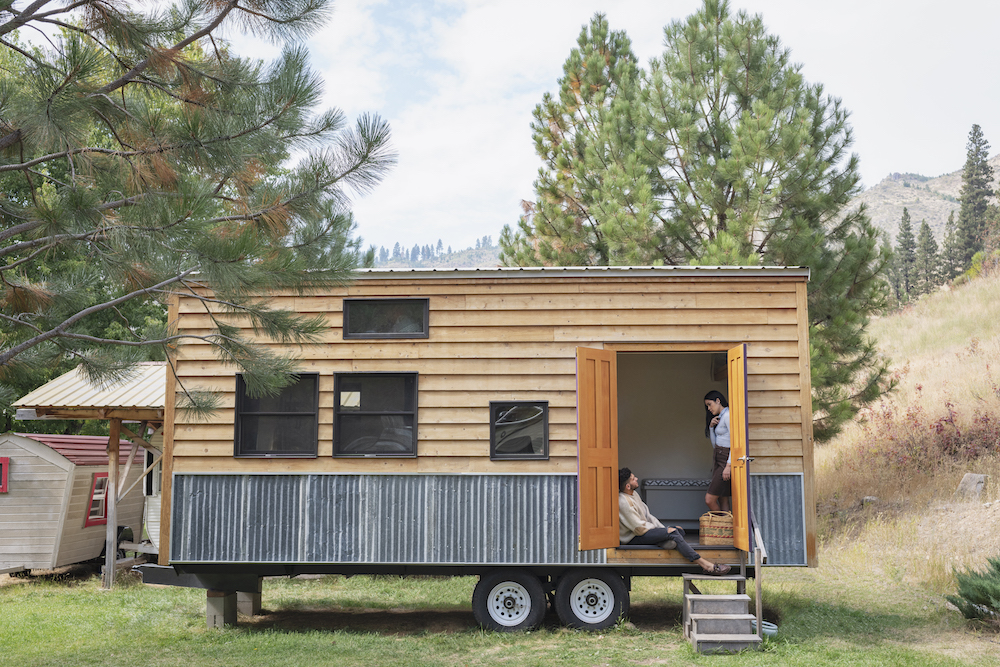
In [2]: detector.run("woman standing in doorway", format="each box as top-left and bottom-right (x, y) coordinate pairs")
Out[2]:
(704, 390), (731, 511)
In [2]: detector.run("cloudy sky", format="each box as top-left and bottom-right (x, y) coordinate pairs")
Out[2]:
(231, 0), (1000, 254)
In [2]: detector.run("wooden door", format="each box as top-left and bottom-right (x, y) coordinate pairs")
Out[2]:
(576, 347), (619, 551)
(728, 344), (750, 552)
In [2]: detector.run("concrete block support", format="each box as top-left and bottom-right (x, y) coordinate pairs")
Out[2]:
(237, 577), (263, 616)
(207, 590), (237, 629)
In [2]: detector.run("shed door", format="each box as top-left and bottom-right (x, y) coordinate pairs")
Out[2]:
(575, 347), (619, 551)
(728, 343), (750, 552)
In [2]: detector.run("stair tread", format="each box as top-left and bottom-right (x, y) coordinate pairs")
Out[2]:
(683, 593), (751, 600)
(691, 632), (763, 641)
(682, 573), (746, 581)
(689, 613), (756, 620)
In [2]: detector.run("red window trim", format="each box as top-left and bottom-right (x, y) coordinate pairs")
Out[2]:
(0, 457), (8, 493)
(84, 472), (109, 527)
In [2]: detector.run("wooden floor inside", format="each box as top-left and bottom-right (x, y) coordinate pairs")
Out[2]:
(607, 534), (740, 564)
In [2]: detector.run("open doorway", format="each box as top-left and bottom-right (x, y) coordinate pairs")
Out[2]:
(616, 352), (728, 531)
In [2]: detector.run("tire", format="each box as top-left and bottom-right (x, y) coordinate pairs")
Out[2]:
(554, 569), (629, 630)
(472, 569), (546, 632)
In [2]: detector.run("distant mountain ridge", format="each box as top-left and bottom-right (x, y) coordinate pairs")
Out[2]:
(852, 155), (1000, 244)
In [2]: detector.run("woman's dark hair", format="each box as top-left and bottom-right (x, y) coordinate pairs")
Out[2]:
(704, 390), (729, 437)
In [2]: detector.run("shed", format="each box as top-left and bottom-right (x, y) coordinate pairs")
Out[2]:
(0, 433), (145, 573)
(11, 362), (166, 584)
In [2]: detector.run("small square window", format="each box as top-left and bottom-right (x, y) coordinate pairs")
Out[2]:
(490, 401), (549, 460)
(235, 373), (319, 458)
(0, 457), (8, 493)
(84, 473), (109, 527)
(343, 299), (429, 339)
(334, 373), (418, 457)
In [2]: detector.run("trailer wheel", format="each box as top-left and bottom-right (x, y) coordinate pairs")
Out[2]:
(472, 569), (546, 632)
(554, 569), (628, 630)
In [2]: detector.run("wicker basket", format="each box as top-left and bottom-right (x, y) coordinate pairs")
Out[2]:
(699, 511), (734, 545)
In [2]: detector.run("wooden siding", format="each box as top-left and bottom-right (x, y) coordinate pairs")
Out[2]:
(54, 466), (145, 568)
(0, 439), (70, 570)
(169, 275), (811, 480)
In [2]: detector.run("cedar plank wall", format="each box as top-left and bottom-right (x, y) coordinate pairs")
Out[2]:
(167, 273), (814, 559)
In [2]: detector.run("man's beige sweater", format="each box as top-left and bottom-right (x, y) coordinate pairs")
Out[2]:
(618, 491), (664, 544)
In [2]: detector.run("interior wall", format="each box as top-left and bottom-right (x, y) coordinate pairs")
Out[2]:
(617, 353), (728, 480)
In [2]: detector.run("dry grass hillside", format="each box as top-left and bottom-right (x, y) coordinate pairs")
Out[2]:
(814, 271), (1000, 593)
(852, 154), (1000, 244)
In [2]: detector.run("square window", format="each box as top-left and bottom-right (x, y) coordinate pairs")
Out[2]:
(334, 373), (418, 457)
(490, 401), (549, 460)
(235, 373), (319, 457)
(84, 473), (109, 527)
(0, 457), (8, 493)
(343, 299), (429, 339)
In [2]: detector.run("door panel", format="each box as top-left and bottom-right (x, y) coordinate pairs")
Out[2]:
(576, 347), (619, 551)
(728, 343), (750, 551)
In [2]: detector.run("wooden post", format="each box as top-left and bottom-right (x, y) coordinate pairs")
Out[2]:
(103, 418), (122, 589)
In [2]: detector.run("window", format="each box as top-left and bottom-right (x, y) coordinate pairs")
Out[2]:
(490, 401), (549, 460)
(84, 473), (109, 527)
(334, 373), (417, 457)
(343, 299), (429, 339)
(235, 373), (319, 457)
(0, 457), (8, 493)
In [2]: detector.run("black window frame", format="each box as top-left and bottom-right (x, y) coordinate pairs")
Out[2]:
(333, 372), (419, 458)
(489, 401), (549, 461)
(234, 373), (320, 458)
(342, 298), (430, 339)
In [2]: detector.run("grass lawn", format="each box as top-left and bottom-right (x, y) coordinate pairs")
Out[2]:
(1, 563), (996, 667)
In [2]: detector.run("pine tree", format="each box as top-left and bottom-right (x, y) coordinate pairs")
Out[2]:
(501, 1), (890, 440)
(437, 240), (444, 254)
(915, 220), (939, 295)
(940, 211), (962, 280)
(895, 208), (917, 300)
(956, 124), (995, 269)
(392, 242), (402, 259)
(499, 13), (652, 267)
(882, 236), (901, 308)
(0, 1), (394, 404)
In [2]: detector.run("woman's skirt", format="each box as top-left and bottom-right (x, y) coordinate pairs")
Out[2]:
(707, 446), (732, 497)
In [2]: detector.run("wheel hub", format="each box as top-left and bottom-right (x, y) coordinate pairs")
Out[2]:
(487, 582), (531, 626)
(570, 578), (614, 623)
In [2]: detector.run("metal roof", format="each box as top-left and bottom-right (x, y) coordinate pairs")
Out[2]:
(13, 362), (166, 421)
(14, 433), (144, 466)
(353, 265), (811, 280)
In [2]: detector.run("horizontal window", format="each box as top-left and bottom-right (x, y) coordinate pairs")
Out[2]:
(84, 473), (108, 527)
(490, 401), (549, 460)
(235, 373), (319, 458)
(334, 373), (418, 457)
(343, 299), (429, 339)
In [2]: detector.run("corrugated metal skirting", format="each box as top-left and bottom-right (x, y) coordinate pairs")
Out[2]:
(749, 474), (807, 566)
(171, 474), (606, 565)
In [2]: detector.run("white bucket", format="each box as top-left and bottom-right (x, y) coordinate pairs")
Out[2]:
(750, 619), (778, 637)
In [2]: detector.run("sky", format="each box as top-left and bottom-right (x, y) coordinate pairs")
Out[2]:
(229, 0), (1000, 254)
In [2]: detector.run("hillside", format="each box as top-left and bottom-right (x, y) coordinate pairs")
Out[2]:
(851, 154), (1000, 244)
(374, 244), (501, 269)
(815, 270), (1000, 590)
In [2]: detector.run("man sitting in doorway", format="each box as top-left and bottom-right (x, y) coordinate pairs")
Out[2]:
(618, 468), (731, 576)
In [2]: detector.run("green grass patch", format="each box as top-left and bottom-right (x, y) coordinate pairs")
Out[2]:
(1, 567), (995, 667)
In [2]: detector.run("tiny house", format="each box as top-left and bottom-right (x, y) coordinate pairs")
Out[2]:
(147, 266), (816, 630)
(0, 433), (145, 573)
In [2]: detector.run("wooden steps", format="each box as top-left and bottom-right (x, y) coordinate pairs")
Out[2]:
(682, 573), (763, 654)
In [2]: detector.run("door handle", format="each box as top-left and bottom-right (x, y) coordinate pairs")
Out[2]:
(738, 455), (754, 463)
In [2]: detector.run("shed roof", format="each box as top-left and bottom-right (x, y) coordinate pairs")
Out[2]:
(13, 363), (166, 421)
(13, 433), (144, 466)
(353, 265), (810, 280)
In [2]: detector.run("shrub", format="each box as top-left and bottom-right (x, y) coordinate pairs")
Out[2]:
(946, 555), (1000, 628)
